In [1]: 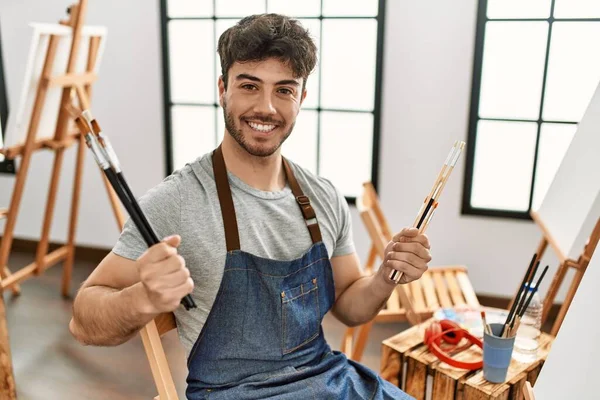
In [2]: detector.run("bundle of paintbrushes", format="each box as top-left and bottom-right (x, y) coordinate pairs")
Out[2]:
(390, 140), (466, 283)
(74, 110), (196, 311)
(500, 254), (549, 338)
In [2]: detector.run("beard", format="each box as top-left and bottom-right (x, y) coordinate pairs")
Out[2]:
(222, 99), (295, 158)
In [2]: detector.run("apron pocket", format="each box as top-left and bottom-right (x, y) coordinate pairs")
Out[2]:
(281, 277), (320, 354)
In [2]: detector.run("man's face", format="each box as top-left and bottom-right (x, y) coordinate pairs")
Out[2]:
(218, 58), (306, 158)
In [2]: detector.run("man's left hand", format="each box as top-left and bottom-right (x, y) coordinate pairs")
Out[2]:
(380, 227), (431, 285)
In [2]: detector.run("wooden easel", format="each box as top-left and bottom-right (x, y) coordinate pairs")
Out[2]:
(510, 212), (600, 337)
(0, 0), (124, 295)
(0, 1), (123, 396)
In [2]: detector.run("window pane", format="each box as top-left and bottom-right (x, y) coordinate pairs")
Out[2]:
(216, 0), (265, 18)
(532, 123), (577, 210)
(543, 22), (600, 122)
(169, 21), (215, 104)
(322, 0), (378, 17)
(215, 19), (241, 101)
(281, 110), (318, 174)
(487, 0), (551, 19)
(167, 0), (213, 18)
(298, 18), (321, 109)
(479, 22), (548, 120)
(321, 20), (377, 111)
(554, 0), (600, 18)
(319, 112), (373, 197)
(172, 106), (216, 170)
(267, 0), (321, 17)
(471, 120), (537, 211)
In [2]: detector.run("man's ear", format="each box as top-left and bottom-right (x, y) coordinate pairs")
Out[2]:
(218, 75), (226, 107)
(300, 89), (307, 106)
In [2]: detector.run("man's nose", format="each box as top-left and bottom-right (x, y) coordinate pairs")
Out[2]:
(254, 92), (276, 115)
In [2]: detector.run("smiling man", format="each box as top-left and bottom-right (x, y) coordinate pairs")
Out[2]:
(70, 14), (429, 399)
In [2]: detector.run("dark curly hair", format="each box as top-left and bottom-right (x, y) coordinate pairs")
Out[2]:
(217, 14), (318, 91)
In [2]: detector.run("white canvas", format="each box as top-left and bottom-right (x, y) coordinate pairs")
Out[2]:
(533, 80), (600, 260)
(1, 23), (107, 161)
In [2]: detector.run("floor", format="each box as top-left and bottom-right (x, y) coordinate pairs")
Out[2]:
(5, 250), (410, 400)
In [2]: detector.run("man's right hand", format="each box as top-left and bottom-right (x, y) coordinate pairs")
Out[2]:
(136, 235), (194, 313)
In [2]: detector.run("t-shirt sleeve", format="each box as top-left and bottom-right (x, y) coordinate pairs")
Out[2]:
(112, 177), (181, 261)
(330, 183), (355, 258)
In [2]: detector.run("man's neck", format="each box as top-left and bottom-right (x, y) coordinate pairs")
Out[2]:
(220, 136), (286, 192)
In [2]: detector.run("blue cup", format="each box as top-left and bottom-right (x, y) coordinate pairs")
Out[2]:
(483, 323), (515, 383)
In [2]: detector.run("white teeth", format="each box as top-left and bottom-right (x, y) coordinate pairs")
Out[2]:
(248, 121), (276, 132)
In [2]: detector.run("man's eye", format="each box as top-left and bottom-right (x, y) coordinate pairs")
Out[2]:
(278, 88), (292, 95)
(242, 84), (257, 90)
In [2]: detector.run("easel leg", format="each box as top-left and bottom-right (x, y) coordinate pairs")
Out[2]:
(62, 133), (86, 297)
(541, 260), (568, 326)
(550, 264), (585, 336)
(34, 147), (68, 275)
(0, 294), (16, 399)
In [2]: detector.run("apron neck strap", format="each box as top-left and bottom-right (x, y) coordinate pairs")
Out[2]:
(212, 144), (323, 251)
(281, 157), (323, 244)
(213, 145), (241, 252)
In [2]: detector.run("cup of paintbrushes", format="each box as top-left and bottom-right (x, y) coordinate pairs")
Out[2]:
(483, 323), (516, 383)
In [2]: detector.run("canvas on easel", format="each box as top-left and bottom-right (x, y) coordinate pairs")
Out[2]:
(515, 80), (600, 337)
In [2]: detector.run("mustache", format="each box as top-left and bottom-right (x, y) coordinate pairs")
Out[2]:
(242, 116), (283, 125)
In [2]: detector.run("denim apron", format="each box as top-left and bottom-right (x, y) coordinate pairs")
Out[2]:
(185, 145), (413, 400)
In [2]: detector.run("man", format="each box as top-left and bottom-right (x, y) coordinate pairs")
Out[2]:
(70, 14), (430, 399)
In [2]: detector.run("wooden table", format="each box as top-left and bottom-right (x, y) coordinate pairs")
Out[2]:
(380, 318), (553, 400)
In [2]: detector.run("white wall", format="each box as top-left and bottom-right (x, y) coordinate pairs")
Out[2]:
(0, 0), (568, 299)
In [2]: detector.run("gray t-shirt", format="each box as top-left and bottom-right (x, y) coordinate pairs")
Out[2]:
(112, 152), (355, 356)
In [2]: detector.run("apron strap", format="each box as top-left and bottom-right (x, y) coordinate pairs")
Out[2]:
(212, 145), (241, 252)
(212, 144), (323, 250)
(282, 158), (323, 244)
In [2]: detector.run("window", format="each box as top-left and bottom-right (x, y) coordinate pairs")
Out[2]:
(160, 0), (386, 200)
(0, 26), (14, 174)
(463, 0), (600, 219)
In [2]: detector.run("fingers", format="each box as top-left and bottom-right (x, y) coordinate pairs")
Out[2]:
(392, 241), (432, 263)
(393, 228), (430, 250)
(138, 235), (181, 264)
(385, 259), (427, 282)
(392, 227), (418, 242)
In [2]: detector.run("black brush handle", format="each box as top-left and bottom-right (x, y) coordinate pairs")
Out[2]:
(106, 170), (196, 310)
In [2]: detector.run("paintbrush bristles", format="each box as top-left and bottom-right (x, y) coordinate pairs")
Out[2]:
(481, 311), (492, 335)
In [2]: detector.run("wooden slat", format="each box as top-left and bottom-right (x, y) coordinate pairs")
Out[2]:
(0, 295), (16, 399)
(456, 271), (480, 308)
(0, 246), (69, 289)
(380, 345), (402, 387)
(523, 381), (535, 400)
(409, 280), (426, 313)
(445, 270), (466, 306)
(374, 309), (408, 323)
(0, 132), (80, 159)
(432, 270), (452, 308)
(155, 312), (177, 337)
(139, 321), (179, 400)
(421, 272), (439, 310)
(47, 71), (97, 87)
(386, 287), (401, 313)
(405, 346), (430, 400)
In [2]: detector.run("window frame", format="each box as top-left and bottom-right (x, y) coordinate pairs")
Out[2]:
(158, 0), (387, 204)
(462, 0), (600, 220)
